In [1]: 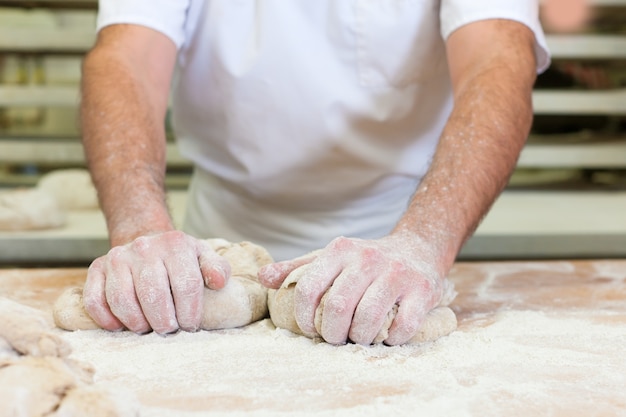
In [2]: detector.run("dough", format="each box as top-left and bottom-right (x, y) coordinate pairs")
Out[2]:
(54, 239), (274, 332)
(52, 385), (140, 417)
(37, 169), (99, 211)
(0, 356), (90, 417)
(0, 169), (99, 231)
(0, 298), (140, 417)
(0, 356), (138, 417)
(0, 297), (71, 358)
(268, 263), (458, 345)
(0, 188), (65, 231)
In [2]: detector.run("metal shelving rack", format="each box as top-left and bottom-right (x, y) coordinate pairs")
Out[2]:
(0, 1), (188, 187)
(0, 2), (625, 264)
(517, 1), (626, 173)
(468, 1), (626, 260)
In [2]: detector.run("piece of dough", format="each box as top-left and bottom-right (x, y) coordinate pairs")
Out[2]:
(0, 355), (138, 417)
(0, 297), (71, 358)
(51, 385), (141, 417)
(54, 239), (274, 332)
(37, 169), (99, 211)
(268, 263), (458, 345)
(0, 298), (139, 417)
(0, 356), (90, 417)
(0, 188), (65, 231)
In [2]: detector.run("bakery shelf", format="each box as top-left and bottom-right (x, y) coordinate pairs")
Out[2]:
(1, 190), (624, 264)
(0, 28), (94, 53)
(518, 137), (626, 168)
(532, 89), (626, 114)
(0, 137), (189, 166)
(0, 0), (96, 9)
(546, 35), (626, 59)
(0, 85), (78, 107)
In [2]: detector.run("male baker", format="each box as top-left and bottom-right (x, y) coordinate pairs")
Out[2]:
(80, 1), (549, 345)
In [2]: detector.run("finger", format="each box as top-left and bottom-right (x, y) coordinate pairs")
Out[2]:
(104, 247), (151, 334)
(294, 239), (352, 336)
(163, 248), (205, 332)
(131, 260), (179, 334)
(82, 257), (124, 331)
(258, 251), (321, 289)
(348, 277), (398, 345)
(384, 292), (429, 346)
(197, 239), (230, 290)
(316, 247), (385, 344)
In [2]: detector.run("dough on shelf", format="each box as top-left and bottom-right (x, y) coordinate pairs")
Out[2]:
(0, 168), (100, 232)
(37, 169), (99, 211)
(0, 188), (65, 231)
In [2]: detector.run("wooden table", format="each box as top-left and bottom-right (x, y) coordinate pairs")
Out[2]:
(1, 260), (625, 416)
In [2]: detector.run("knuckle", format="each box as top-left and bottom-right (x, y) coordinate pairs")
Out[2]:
(389, 260), (408, 276)
(329, 236), (354, 251)
(177, 275), (203, 298)
(137, 281), (161, 306)
(82, 290), (100, 315)
(324, 294), (348, 316)
(88, 256), (106, 272)
(164, 230), (188, 246)
(393, 311), (422, 340)
(131, 235), (152, 254)
(106, 246), (128, 266)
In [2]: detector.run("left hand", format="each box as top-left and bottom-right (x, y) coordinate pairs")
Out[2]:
(258, 233), (451, 346)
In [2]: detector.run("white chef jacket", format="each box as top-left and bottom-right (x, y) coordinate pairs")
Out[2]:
(97, 1), (550, 261)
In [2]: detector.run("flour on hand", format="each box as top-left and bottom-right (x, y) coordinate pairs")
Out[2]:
(54, 239), (273, 332)
(268, 263), (458, 345)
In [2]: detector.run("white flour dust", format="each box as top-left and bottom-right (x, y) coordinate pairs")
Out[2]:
(60, 310), (626, 417)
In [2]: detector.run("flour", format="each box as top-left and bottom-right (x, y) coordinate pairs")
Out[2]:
(59, 309), (626, 416)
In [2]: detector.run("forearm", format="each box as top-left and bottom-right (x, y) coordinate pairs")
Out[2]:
(394, 47), (536, 273)
(80, 27), (176, 246)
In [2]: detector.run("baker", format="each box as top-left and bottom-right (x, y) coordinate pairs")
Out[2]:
(80, 1), (549, 345)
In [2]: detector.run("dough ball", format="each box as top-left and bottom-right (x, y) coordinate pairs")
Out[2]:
(37, 169), (99, 211)
(53, 287), (100, 331)
(269, 263), (458, 345)
(211, 239), (275, 280)
(54, 239), (273, 332)
(199, 274), (269, 330)
(407, 306), (457, 344)
(0, 188), (65, 231)
(267, 269), (302, 337)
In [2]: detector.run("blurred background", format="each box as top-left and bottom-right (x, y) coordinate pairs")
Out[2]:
(0, 0), (624, 264)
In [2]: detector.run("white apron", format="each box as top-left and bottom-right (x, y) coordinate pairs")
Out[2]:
(97, 0), (549, 260)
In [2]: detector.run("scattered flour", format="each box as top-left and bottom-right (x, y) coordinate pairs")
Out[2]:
(59, 309), (626, 417)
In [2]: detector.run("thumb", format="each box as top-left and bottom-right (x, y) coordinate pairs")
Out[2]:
(258, 251), (321, 289)
(197, 240), (231, 290)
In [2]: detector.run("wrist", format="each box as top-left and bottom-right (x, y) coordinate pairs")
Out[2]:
(107, 209), (175, 247)
(388, 226), (461, 277)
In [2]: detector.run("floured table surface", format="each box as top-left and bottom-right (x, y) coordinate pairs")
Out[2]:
(1, 260), (625, 417)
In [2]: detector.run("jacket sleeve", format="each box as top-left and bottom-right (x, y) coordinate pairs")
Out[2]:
(440, 0), (551, 73)
(97, 0), (199, 49)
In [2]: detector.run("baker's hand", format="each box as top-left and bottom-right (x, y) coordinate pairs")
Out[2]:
(83, 231), (230, 334)
(259, 233), (449, 346)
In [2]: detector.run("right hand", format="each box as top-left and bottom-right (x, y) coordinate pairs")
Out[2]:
(82, 231), (230, 334)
